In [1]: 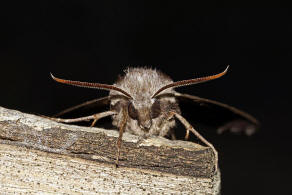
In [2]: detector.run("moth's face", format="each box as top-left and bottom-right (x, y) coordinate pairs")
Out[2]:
(110, 95), (179, 137)
(128, 99), (161, 131)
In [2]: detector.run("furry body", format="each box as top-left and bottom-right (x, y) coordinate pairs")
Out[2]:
(110, 67), (180, 137)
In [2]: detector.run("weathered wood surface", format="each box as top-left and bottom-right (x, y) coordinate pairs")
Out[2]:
(0, 106), (220, 194)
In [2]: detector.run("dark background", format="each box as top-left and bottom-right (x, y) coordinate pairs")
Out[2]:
(0, 2), (291, 194)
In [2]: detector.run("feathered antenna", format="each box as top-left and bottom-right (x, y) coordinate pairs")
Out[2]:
(50, 73), (133, 99)
(152, 66), (229, 98)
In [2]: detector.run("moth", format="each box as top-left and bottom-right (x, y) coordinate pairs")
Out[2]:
(49, 66), (259, 170)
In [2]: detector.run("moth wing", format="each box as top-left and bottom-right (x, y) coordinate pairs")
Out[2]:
(175, 93), (260, 135)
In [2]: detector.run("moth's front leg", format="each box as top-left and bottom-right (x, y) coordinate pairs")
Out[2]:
(44, 111), (116, 126)
(115, 107), (128, 167)
(169, 111), (218, 171)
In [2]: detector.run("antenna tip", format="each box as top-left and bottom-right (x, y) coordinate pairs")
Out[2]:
(50, 72), (55, 80)
(50, 72), (57, 81)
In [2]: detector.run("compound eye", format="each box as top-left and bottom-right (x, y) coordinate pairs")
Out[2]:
(128, 102), (138, 120)
(151, 99), (161, 119)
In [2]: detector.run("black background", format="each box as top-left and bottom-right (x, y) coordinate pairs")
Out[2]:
(0, 2), (291, 194)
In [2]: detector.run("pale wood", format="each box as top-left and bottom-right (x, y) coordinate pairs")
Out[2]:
(0, 106), (220, 194)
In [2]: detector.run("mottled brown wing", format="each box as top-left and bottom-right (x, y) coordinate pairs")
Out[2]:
(175, 93), (260, 136)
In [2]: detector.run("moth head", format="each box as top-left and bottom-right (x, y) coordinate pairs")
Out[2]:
(127, 98), (161, 130)
(50, 66), (229, 132)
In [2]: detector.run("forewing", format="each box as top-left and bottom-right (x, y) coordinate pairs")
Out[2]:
(175, 93), (260, 136)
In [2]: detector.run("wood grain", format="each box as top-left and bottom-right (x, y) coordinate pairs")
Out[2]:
(0, 106), (220, 194)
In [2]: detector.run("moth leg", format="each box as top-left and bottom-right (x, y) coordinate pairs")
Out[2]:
(184, 128), (190, 140)
(170, 129), (177, 140)
(115, 108), (128, 167)
(90, 111), (117, 127)
(53, 97), (108, 117)
(45, 111), (116, 125)
(170, 111), (218, 172)
(164, 111), (187, 140)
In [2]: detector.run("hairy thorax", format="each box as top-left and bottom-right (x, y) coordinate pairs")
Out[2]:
(110, 67), (180, 137)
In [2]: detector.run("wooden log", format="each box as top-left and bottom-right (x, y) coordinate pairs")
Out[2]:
(0, 106), (220, 194)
